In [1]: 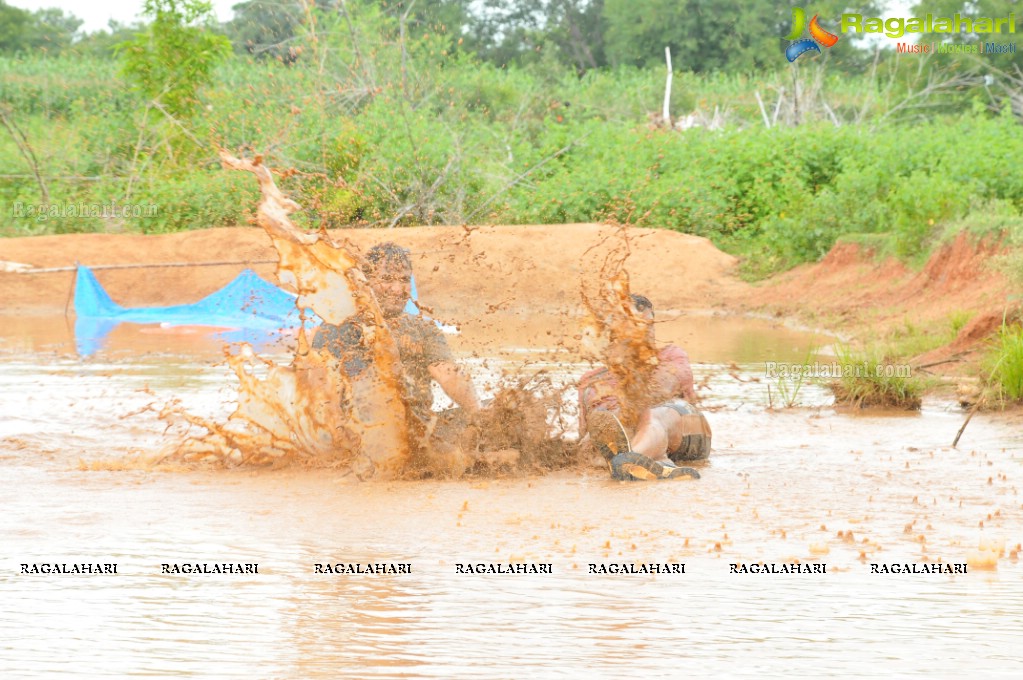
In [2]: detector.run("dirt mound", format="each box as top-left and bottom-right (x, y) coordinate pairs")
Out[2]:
(735, 242), (912, 322)
(742, 232), (1013, 356)
(1, 225), (1012, 368)
(0, 224), (742, 317)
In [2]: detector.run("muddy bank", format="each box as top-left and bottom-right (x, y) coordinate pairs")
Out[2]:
(738, 232), (1014, 368)
(0, 224), (755, 367)
(0, 224), (743, 315)
(2, 225), (1014, 375)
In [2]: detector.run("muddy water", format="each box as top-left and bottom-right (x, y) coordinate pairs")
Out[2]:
(2, 319), (1022, 676)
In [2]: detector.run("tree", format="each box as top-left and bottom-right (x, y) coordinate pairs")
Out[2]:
(382, 0), (472, 41)
(73, 21), (146, 59)
(461, 0), (605, 72)
(911, 0), (1022, 69)
(0, 1), (82, 55)
(118, 0), (232, 119)
(225, 0), (306, 61)
(535, 0), (606, 73)
(601, 0), (877, 73)
(0, 1), (30, 54)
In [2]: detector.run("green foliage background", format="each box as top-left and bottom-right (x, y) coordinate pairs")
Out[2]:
(2, 0), (1023, 280)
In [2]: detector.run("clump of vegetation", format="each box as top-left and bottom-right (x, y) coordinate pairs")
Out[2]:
(983, 319), (1023, 402)
(994, 252), (1023, 293)
(118, 0), (231, 121)
(829, 344), (924, 409)
(982, 216), (1023, 402)
(988, 214), (1023, 295)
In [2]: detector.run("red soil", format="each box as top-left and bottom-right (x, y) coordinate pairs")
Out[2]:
(735, 232), (1014, 369)
(0, 225), (1013, 366)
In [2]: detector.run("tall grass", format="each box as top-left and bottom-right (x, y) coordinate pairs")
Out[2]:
(830, 344), (923, 409)
(984, 320), (1023, 402)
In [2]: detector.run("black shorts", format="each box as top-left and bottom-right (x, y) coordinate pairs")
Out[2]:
(658, 398), (712, 463)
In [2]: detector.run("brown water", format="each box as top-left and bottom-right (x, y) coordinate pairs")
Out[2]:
(2, 321), (1022, 676)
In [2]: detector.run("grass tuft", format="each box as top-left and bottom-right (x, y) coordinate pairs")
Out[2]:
(830, 344), (923, 409)
(983, 320), (1023, 402)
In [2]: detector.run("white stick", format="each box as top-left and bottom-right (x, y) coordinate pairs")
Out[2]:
(663, 46), (672, 126)
(754, 90), (771, 128)
(823, 101), (841, 127)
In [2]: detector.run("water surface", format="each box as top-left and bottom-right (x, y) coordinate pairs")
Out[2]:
(1, 316), (1021, 677)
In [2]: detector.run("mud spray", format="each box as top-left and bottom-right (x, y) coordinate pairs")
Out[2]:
(155, 153), (655, 479)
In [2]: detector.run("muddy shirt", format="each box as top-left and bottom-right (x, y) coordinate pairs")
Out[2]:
(578, 344), (696, 417)
(312, 313), (453, 419)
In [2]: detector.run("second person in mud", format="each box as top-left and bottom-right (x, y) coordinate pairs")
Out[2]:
(579, 294), (711, 481)
(312, 242), (481, 473)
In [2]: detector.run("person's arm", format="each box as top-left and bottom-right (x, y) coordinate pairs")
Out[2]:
(576, 384), (605, 463)
(655, 345), (697, 402)
(577, 384), (590, 437)
(429, 360), (481, 414)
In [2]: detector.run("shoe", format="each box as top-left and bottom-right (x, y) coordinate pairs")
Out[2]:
(609, 451), (701, 481)
(662, 464), (700, 480)
(609, 451), (659, 480)
(587, 410), (630, 464)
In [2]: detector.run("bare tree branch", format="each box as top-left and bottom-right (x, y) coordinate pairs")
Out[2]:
(0, 105), (50, 203)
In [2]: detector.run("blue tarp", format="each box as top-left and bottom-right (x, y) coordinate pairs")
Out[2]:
(73, 265), (432, 356)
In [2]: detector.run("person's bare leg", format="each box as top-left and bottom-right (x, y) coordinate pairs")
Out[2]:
(629, 406), (685, 464)
(590, 405), (703, 480)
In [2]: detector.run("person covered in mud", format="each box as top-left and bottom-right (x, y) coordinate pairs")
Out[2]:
(579, 294), (711, 481)
(311, 242), (481, 471)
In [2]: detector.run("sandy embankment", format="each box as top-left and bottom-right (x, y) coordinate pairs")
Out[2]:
(0, 224), (743, 355)
(0, 224), (1012, 366)
(736, 232), (1013, 372)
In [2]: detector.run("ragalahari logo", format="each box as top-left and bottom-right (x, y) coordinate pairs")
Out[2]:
(785, 7), (840, 61)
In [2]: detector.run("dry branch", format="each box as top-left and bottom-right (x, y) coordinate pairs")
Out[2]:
(0, 105), (49, 203)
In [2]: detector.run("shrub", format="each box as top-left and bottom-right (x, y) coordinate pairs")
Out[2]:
(984, 320), (1023, 403)
(829, 344), (923, 409)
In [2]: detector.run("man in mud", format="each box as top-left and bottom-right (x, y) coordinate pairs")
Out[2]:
(312, 242), (481, 472)
(579, 294), (711, 481)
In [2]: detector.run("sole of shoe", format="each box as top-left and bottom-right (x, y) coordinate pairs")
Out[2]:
(587, 410), (631, 464)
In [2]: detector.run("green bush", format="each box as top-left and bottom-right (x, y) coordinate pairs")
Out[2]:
(5, 26), (1023, 268)
(984, 320), (1023, 402)
(128, 170), (258, 232)
(830, 344), (924, 410)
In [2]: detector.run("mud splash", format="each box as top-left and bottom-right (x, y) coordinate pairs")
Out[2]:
(159, 152), (412, 476)
(157, 153), (584, 479)
(579, 227), (665, 430)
